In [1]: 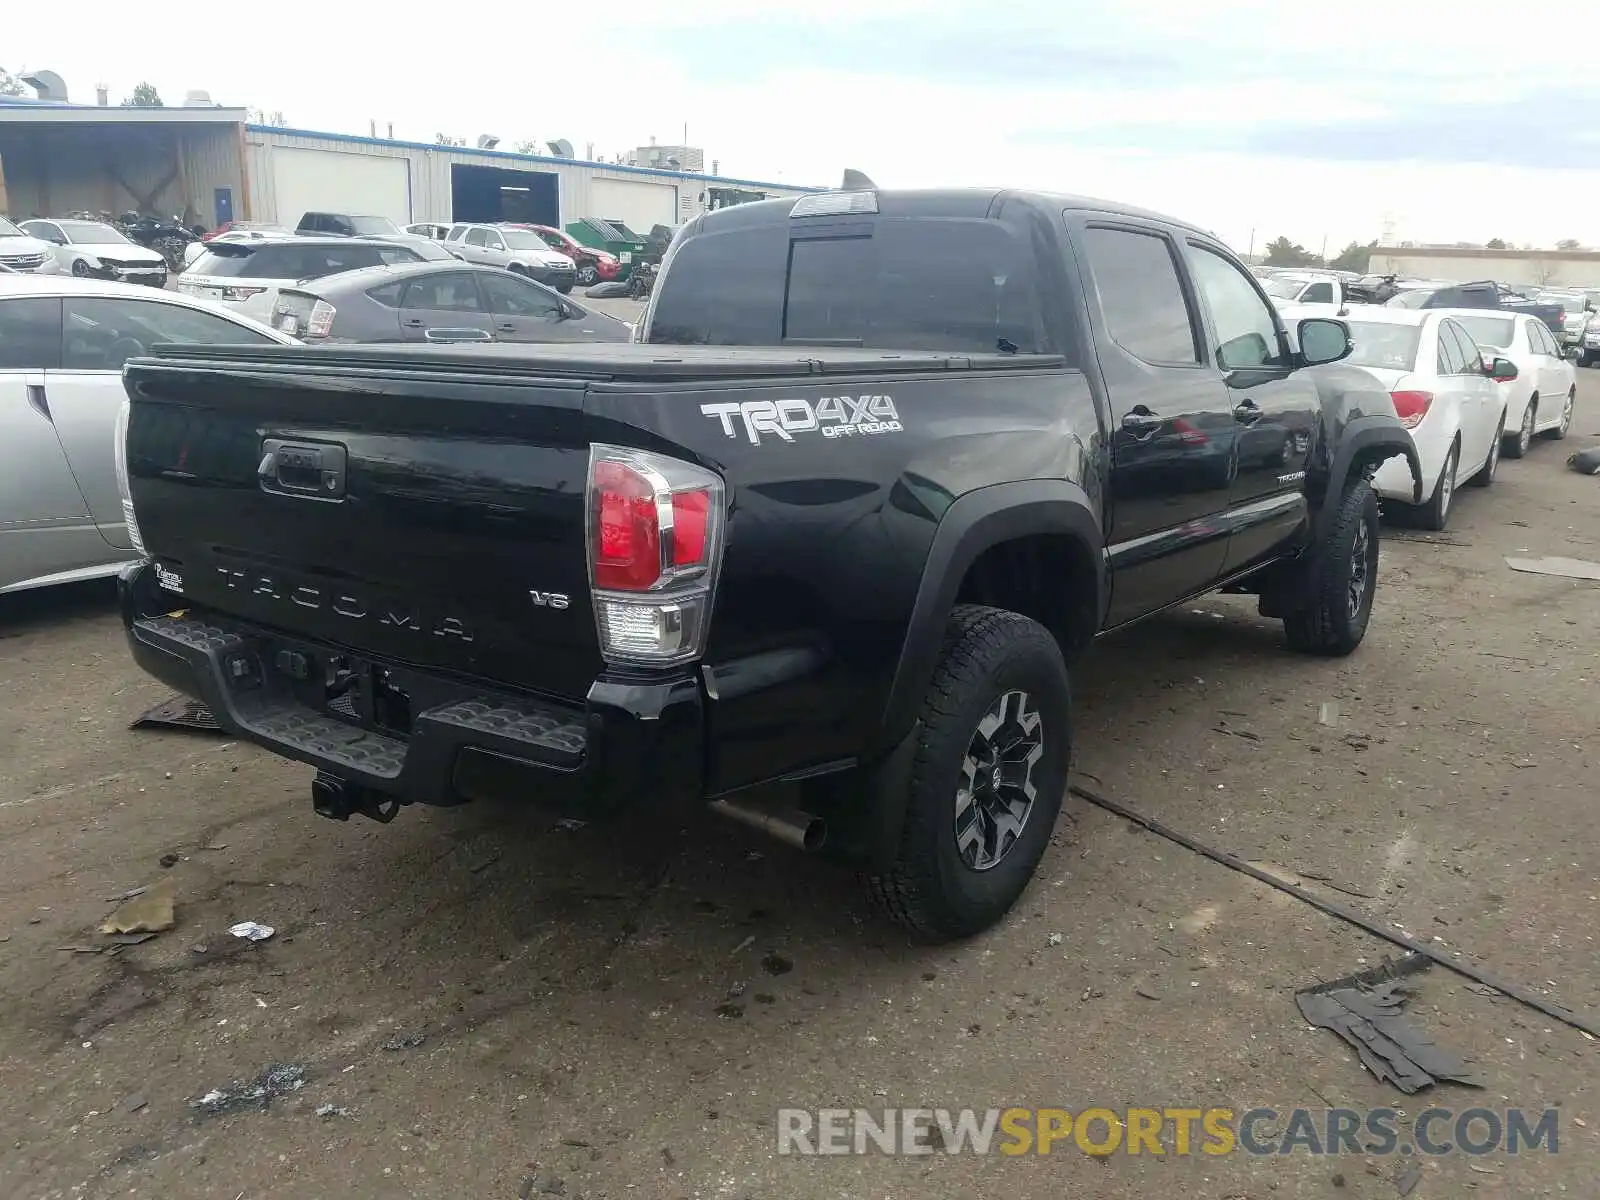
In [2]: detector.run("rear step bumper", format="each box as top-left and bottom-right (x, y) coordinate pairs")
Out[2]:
(118, 562), (704, 811)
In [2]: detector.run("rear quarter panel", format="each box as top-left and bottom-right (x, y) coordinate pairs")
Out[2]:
(585, 366), (1104, 793)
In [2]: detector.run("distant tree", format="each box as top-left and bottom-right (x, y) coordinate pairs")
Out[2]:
(0, 67), (26, 96)
(513, 139), (540, 155)
(435, 133), (467, 147)
(1557, 238), (1582, 251)
(1263, 236), (1323, 267)
(122, 82), (163, 107)
(1328, 240), (1377, 273)
(1485, 237), (1508, 250)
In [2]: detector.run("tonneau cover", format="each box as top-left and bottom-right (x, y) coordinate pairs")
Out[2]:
(139, 341), (1066, 382)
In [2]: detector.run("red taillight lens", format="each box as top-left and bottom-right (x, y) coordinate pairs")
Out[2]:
(1390, 390), (1433, 429)
(670, 489), (709, 566)
(592, 460), (662, 591)
(585, 445), (725, 666)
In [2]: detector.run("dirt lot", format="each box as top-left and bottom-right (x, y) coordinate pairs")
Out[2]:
(1, 367), (1597, 1200)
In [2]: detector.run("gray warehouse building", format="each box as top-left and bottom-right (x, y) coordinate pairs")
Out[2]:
(0, 96), (819, 234)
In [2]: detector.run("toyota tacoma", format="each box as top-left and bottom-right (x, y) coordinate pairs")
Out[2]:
(116, 185), (1421, 940)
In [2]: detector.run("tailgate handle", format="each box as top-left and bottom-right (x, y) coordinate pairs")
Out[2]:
(259, 438), (347, 500)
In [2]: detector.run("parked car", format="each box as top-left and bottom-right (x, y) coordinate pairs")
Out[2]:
(0, 274), (293, 595)
(19, 219), (167, 286)
(1260, 270), (1350, 313)
(296, 212), (407, 238)
(268, 261), (633, 344)
(182, 225), (294, 268)
(1306, 305), (1511, 529)
(177, 237), (446, 321)
(1449, 310), (1576, 456)
(0, 216), (59, 274)
(116, 186), (1420, 941)
(1386, 279), (1566, 337)
(443, 223), (577, 292)
(1532, 290), (1594, 351)
(201, 220), (290, 243)
(404, 222), (453, 242)
(514, 224), (621, 287)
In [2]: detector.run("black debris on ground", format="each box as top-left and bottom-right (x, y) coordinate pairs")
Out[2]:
(1296, 958), (1481, 1094)
(130, 696), (224, 734)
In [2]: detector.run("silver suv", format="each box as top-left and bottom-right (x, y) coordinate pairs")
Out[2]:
(444, 223), (576, 293)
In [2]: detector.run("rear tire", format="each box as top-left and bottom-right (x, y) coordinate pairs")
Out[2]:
(576, 264), (598, 287)
(863, 605), (1070, 941)
(1283, 475), (1381, 657)
(1504, 398), (1534, 459)
(1415, 441), (1458, 531)
(1469, 413), (1504, 486)
(1546, 388), (1575, 440)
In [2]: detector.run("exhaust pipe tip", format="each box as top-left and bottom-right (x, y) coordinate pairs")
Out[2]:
(710, 798), (826, 853)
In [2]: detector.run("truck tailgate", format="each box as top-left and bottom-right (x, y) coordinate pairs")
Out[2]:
(123, 352), (600, 702)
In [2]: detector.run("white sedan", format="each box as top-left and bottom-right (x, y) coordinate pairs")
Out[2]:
(19, 218), (168, 287)
(1445, 309), (1576, 457)
(1297, 306), (1511, 530)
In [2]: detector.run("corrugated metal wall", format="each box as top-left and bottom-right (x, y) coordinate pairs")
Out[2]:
(0, 124), (241, 226)
(246, 129), (813, 229)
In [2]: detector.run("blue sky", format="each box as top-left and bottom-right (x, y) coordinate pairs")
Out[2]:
(30, 0), (1600, 252)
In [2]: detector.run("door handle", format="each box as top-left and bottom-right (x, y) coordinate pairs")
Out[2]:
(402, 318), (426, 328)
(1232, 400), (1263, 424)
(25, 383), (50, 421)
(497, 322), (516, 332)
(1121, 410), (1162, 435)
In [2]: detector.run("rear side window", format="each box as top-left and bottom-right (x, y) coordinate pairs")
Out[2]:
(367, 281), (406, 307)
(1301, 280), (1334, 304)
(402, 273), (483, 311)
(1435, 321), (1468, 374)
(188, 249), (256, 278)
(1081, 227), (1198, 364)
(0, 297), (63, 369)
(649, 217), (1045, 354)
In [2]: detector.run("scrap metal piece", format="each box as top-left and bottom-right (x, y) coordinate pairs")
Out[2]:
(131, 695), (223, 733)
(1505, 555), (1600, 582)
(99, 880), (175, 935)
(1296, 958), (1481, 1095)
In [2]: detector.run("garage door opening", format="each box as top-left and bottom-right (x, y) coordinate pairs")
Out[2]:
(450, 165), (559, 225)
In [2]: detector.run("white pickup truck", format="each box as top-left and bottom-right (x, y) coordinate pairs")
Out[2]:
(1260, 271), (1352, 314)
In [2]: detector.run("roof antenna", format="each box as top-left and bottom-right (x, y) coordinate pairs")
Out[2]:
(841, 168), (877, 190)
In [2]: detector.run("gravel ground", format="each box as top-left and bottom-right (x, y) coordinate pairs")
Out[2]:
(0, 366), (1596, 1199)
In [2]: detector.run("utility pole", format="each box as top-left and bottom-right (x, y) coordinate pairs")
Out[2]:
(1319, 234), (1328, 262)
(1247, 228), (1255, 262)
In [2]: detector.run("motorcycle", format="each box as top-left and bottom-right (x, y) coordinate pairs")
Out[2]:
(627, 259), (658, 301)
(117, 211), (201, 272)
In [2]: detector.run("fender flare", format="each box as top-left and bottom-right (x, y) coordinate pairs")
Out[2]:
(1320, 415), (1422, 536)
(876, 478), (1105, 754)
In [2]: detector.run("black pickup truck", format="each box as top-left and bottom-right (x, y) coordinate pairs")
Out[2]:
(116, 187), (1421, 940)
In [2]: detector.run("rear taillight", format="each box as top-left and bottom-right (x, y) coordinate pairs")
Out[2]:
(1390, 390), (1433, 429)
(306, 299), (337, 338)
(586, 444), (725, 666)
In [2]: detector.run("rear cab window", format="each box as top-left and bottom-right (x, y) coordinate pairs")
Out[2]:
(645, 203), (1051, 356)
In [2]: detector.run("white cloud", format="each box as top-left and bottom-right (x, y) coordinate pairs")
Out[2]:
(16, 0), (1600, 251)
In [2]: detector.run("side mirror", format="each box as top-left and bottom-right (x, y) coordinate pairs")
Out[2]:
(1488, 356), (1519, 382)
(1297, 317), (1352, 366)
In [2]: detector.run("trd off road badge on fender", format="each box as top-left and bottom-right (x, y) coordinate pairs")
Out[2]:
(701, 395), (903, 446)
